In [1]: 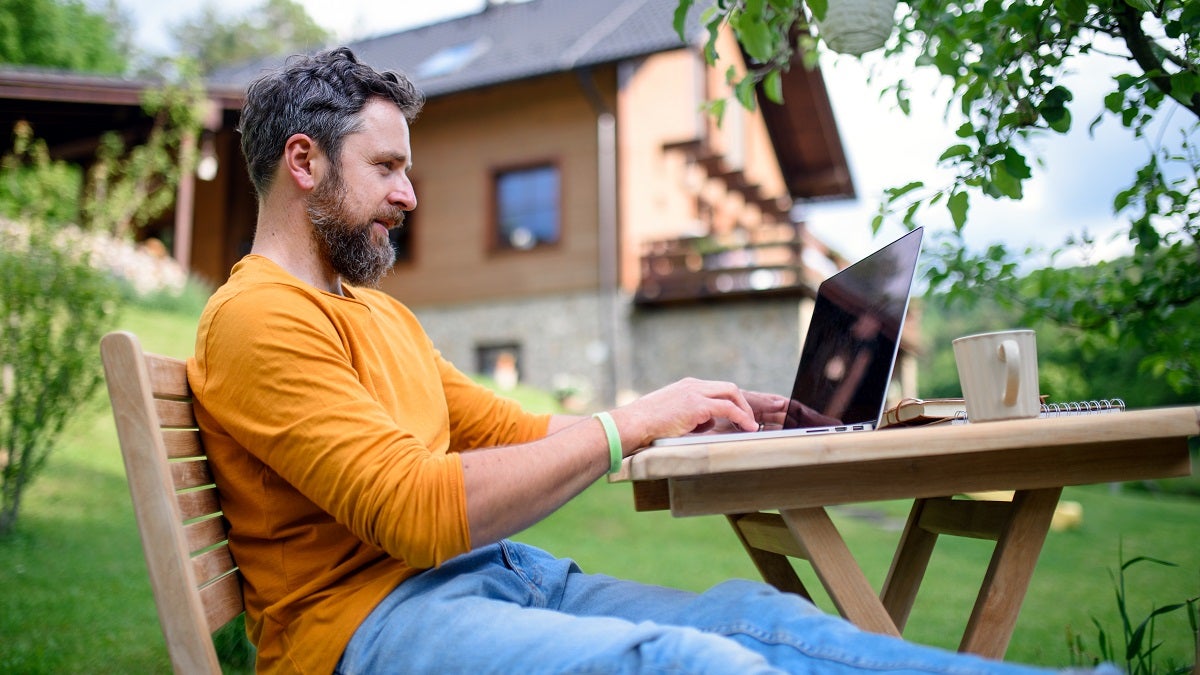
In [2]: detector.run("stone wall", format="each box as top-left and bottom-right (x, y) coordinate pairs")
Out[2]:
(413, 291), (815, 409)
(627, 297), (813, 398)
(412, 292), (615, 409)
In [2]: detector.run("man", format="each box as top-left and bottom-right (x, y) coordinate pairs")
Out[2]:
(189, 48), (1114, 674)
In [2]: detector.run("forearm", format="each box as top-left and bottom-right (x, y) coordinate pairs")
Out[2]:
(461, 415), (614, 547)
(459, 380), (781, 548)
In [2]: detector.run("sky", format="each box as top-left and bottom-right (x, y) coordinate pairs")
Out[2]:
(112, 0), (1185, 264)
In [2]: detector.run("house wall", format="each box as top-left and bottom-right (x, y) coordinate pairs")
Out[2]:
(630, 297), (811, 397)
(615, 37), (794, 293)
(412, 290), (618, 408)
(615, 49), (706, 292)
(382, 72), (614, 307)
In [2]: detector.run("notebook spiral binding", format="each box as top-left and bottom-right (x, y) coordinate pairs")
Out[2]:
(1039, 398), (1125, 416)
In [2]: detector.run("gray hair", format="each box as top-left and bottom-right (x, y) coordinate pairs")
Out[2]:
(238, 47), (425, 198)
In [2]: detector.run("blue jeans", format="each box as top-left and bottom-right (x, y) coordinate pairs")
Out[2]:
(336, 540), (1117, 674)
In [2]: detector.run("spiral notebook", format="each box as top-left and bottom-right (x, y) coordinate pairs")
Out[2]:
(879, 397), (1125, 428)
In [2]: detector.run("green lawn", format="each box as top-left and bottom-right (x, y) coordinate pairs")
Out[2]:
(1, 303), (1197, 672)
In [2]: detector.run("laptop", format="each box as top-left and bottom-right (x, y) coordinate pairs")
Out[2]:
(651, 226), (924, 447)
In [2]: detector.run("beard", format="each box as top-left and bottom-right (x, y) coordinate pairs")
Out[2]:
(306, 169), (402, 288)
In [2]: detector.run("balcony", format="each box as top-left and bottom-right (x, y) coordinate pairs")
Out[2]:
(635, 226), (845, 306)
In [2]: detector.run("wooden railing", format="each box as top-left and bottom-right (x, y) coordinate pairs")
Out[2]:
(635, 230), (841, 305)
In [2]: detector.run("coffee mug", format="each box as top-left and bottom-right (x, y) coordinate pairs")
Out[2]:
(952, 329), (1040, 422)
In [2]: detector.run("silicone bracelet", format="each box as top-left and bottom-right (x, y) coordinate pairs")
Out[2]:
(592, 411), (623, 474)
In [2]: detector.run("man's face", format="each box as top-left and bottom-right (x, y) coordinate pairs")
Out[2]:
(305, 100), (416, 288)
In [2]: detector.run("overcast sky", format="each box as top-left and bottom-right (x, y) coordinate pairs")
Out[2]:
(112, 0), (1182, 264)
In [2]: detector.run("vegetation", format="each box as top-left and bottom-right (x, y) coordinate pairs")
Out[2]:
(0, 0), (132, 74)
(0, 60), (205, 533)
(0, 219), (120, 535)
(167, 0), (332, 74)
(1068, 553), (1199, 674)
(673, 0), (1200, 397)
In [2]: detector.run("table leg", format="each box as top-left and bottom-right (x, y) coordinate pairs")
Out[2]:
(958, 487), (1062, 658)
(880, 499), (939, 632)
(726, 514), (813, 600)
(780, 507), (901, 637)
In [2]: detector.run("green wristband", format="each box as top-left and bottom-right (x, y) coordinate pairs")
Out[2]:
(592, 411), (623, 474)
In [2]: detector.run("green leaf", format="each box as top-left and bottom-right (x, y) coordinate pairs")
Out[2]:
(763, 69), (784, 104)
(732, 12), (775, 63)
(1003, 147), (1032, 180)
(1104, 90), (1123, 114)
(806, 0), (828, 22)
(1122, 0), (1154, 12)
(990, 160), (1024, 199)
(1056, 0), (1088, 22)
(948, 190), (969, 230)
(885, 180), (925, 200)
(672, 0), (694, 41)
(938, 144), (973, 162)
(1169, 72), (1198, 101)
(734, 75), (759, 111)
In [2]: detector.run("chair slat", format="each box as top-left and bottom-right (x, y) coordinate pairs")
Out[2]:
(200, 572), (245, 634)
(156, 398), (197, 428)
(171, 459), (215, 491)
(145, 353), (191, 398)
(177, 486), (223, 522)
(193, 545), (238, 587)
(163, 430), (205, 459)
(184, 516), (230, 556)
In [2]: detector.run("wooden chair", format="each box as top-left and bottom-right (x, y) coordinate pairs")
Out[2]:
(100, 331), (244, 674)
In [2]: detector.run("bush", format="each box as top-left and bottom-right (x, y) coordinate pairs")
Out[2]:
(0, 220), (120, 535)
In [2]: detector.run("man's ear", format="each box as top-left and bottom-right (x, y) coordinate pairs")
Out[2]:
(282, 133), (319, 191)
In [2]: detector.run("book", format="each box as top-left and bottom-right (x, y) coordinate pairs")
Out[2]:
(880, 397), (967, 428)
(880, 397), (1126, 428)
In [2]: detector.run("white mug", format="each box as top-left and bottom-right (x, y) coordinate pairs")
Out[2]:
(952, 329), (1040, 422)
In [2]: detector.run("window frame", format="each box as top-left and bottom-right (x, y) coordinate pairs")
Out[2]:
(488, 160), (564, 254)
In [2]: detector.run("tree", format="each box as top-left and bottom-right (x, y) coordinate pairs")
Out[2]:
(673, 0), (1200, 395)
(169, 0), (332, 74)
(0, 0), (131, 74)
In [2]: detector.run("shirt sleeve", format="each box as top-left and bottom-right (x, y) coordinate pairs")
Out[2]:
(435, 351), (552, 453)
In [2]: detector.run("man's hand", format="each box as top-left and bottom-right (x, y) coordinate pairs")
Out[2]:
(608, 378), (789, 449)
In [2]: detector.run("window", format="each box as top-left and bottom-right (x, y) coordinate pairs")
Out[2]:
(415, 38), (491, 79)
(494, 164), (560, 251)
(476, 343), (521, 390)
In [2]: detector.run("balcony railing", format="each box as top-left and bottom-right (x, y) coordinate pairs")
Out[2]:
(635, 230), (838, 305)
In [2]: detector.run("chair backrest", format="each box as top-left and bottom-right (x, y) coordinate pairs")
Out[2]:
(100, 330), (243, 675)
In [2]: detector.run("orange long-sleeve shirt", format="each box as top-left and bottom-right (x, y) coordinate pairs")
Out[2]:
(187, 256), (551, 674)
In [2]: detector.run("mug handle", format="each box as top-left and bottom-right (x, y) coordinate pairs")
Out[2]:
(997, 339), (1020, 406)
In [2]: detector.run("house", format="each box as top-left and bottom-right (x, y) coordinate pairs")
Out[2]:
(0, 0), (920, 408)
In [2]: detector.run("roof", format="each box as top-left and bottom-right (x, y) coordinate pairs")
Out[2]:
(0, 65), (242, 161)
(211, 0), (853, 200)
(210, 0), (700, 96)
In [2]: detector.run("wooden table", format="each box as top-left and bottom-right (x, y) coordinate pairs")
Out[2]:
(610, 406), (1198, 659)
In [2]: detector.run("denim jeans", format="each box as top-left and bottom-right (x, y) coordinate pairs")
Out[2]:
(336, 540), (1118, 674)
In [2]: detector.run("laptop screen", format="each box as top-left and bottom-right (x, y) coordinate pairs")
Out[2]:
(784, 227), (923, 429)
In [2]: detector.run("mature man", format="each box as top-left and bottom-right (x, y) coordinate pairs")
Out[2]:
(188, 47), (1114, 674)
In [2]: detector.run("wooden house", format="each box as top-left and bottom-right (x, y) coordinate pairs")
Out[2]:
(0, 0), (921, 408)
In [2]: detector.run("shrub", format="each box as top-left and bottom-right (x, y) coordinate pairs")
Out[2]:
(0, 220), (120, 535)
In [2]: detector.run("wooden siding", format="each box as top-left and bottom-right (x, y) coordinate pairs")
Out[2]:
(382, 72), (612, 307)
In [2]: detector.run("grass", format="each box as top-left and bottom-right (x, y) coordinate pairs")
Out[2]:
(1, 302), (1197, 672)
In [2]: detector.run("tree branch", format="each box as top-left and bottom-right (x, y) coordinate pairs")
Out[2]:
(1114, 1), (1200, 118)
